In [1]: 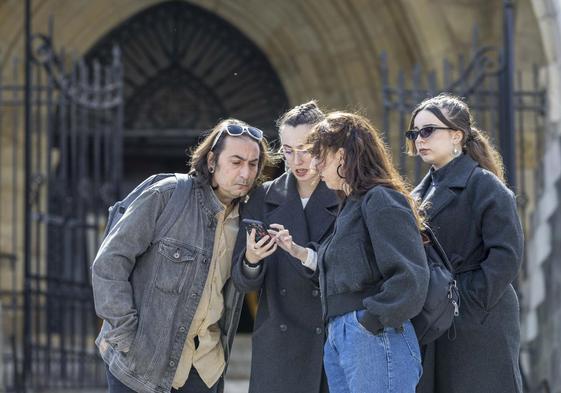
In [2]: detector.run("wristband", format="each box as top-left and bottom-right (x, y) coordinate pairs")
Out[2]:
(243, 257), (263, 269)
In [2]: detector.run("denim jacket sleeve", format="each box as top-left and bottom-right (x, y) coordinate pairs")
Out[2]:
(91, 187), (166, 352)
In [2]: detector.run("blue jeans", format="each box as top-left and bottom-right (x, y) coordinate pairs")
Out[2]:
(105, 364), (219, 393)
(323, 310), (422, 393)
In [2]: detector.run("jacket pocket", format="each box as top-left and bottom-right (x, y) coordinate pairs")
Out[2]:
(155, 239), (197, 294)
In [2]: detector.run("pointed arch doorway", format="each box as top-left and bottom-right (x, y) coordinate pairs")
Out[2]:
(86, 1), (289, 332)
(86, 0), (288, 189)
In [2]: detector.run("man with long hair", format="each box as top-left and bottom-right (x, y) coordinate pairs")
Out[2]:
(92, 119), (271, 393)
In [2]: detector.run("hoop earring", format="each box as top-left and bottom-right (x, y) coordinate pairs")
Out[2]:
(209, 166), (215, 174)
(336, 164), (345, 179)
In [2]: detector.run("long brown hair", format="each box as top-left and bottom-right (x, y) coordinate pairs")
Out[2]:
(308, 112), (425, 230)
(407, 93), (506, 183)
(189, 118), (272, 189)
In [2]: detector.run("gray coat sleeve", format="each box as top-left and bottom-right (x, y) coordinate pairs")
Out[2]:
(468, 172), (524, 310)
(362, 198), (430, 328)
(91, 187), (166, 352)
(231, 190), (268, 293)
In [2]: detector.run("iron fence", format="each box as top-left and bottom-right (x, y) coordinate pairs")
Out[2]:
(0, 16), (123, 392)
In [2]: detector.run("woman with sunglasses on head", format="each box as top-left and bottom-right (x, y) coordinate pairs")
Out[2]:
(231, 101), (338, 393)
(274, 112), (429, 393)
(407, 93), (524, 393)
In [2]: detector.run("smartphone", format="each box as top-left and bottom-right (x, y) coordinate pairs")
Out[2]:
(242, 219), (269, 242)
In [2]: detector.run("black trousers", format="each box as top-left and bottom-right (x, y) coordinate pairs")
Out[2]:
(106, 365), (219, 393)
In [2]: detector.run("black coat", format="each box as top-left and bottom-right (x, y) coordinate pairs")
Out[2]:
(232, 173), (338, 393)
(413, 155), (524, 393)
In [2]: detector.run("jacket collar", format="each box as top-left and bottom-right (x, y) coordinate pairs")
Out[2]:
(413, 154), (479, 219)
(195, 178), (226, 219)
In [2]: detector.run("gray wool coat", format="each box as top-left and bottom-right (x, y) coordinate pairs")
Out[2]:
(413, 154), (524, 393)
(232, 173), (338, 393)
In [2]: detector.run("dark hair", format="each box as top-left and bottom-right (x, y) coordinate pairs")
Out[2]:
(276, 100), (325, 128)
(407, 93), (506, 183)
(308, 111), (424, 230)
(188, 118), (272, 189)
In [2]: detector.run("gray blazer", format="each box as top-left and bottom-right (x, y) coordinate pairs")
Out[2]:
(232, 173), (338, 393)
(413, 154), (524, 393)
(92, 176), (243, 393)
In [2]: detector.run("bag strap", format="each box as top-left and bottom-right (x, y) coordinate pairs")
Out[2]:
(153, 173), (192, 243)
(423, 224), (454, 273)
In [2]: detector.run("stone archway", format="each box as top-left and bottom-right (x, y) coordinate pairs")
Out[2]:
(84, 1), (290, 187)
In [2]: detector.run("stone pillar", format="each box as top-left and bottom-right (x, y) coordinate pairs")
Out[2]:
(522, 0), (561, 390)
(0, 302), (4, 393)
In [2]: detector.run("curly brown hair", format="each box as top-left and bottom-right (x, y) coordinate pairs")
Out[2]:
(307, 111), (425, 230)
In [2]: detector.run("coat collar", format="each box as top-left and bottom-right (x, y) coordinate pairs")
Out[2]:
(413, 154), (479, 219)
(264, 172), (339, 244)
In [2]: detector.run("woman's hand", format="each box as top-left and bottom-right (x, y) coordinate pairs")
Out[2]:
(245, 228), (277, 264)
(269, 224), (309, 263)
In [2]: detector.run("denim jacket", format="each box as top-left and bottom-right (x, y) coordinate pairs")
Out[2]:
(92, 175), (243, 393)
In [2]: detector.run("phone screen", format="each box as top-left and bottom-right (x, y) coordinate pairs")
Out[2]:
(242, 219), (269, 242)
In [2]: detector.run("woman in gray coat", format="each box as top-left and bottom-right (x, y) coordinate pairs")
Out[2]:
(231, 101), (338, 393)
(407, 93), (524, 393)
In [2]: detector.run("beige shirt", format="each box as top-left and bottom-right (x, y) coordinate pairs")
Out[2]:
(172, 203), (239, 389)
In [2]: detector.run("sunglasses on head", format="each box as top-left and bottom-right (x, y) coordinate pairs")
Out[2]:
(405, 126), (454, 141)
(211, 124), (264, 150)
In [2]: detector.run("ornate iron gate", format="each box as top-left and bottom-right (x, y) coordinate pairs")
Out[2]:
(0, 12), (123, 391)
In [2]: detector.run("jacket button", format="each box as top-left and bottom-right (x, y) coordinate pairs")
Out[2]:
(202, 258), (208, 264)
(280, 324), (287, 332)
(280, 288), (287, 296)
(173, 251), (180, 259)
(315, 327), (323, 335)
(179, 326), (186, 333)
(312, 289), (319, 297)
(169, 360), (176, 367)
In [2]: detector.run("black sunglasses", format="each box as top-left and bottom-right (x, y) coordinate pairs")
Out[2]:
(405, 126), (454, 141)
(211, 124), (264, 150)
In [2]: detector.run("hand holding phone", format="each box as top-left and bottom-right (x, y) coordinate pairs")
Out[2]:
(242, 219), (269, 242)
(242, 218), (277, 264)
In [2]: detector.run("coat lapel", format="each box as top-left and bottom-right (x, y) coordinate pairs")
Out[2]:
(420, 155), (479, 220)
(412, 172), (432, 204)
(304, 181), (339, 242)
(264, 173), (310, 245)
(424, 186), (456, 219)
